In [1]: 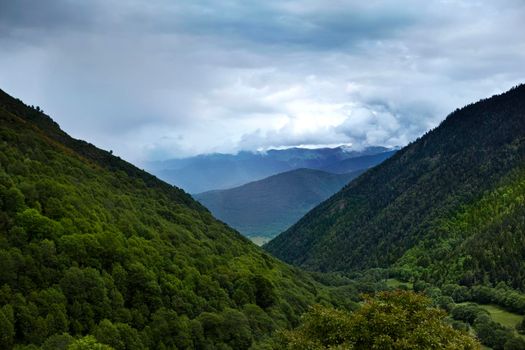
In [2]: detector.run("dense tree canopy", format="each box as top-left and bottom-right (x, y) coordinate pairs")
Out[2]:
(2, 84), (524, 349)
(0, 89), (356, 349)
(266, 85), (525, 292)
(279, 290), (481, 349)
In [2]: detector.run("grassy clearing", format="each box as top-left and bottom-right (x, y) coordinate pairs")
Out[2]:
(385, 278), (413, 290)
(477, 304), (523, 330)
(458, 301), (525, 343)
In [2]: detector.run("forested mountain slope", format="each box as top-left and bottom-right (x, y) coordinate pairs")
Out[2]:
(195, 168), (362, 243)
(320, 150), (396, 174)
(0, 89), (342, 349)
(266, 85), (525, 291)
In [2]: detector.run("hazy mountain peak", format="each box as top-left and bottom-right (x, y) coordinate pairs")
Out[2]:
(146, 145), (395, 193)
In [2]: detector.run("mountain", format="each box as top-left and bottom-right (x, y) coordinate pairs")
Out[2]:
(265, 85), (525, 291)
(194, 168), (363, 244)
(145, 146), (394, 193)
(0, 89), (349, 349)
(321, 150), (397, 174)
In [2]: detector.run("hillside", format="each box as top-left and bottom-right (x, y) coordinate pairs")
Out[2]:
(0, 89), (348, 349)
(320, 150), (396, 174)
(265, 85), (525, 291)
(194, 168), (363, 244)
(146, 146), (393, 193)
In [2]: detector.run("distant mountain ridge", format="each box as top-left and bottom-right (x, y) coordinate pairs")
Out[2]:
(322, 150), (396, 174)
(146, 146), (395, 193)
(194, 168), (364, 244)
(265, 84), (525, 291)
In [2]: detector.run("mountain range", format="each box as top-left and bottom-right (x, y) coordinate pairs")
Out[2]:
(145, 146), (395, 193)
(2, 84), (524, 349)
(194, 168), (364, 244)
(266, 84), (525, 291)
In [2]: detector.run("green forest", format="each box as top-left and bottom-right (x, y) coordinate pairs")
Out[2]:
(266, 85), (525, 290)
(263, 85), (525, 348)
(2, 84), (525, 349)
(0, 89), (359, 349)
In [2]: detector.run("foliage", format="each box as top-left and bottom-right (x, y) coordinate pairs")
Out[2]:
(0, 89), (353, 349)
(439, 283), (525, 314)
(449, 302), (525, 349)
(516, 318), (525, 334)
(67, 336), (114, 350)
(266, 85), (525, 293)
(279, 290), (480, 349)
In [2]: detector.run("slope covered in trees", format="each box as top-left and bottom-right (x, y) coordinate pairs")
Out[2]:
(320, 150), (396, 174)
(194, 168), (363, 243)
(265, 85), (525, 291)
(0, 89), (350, 349)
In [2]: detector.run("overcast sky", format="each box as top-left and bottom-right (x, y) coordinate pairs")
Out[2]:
(1, 0), (524, 163)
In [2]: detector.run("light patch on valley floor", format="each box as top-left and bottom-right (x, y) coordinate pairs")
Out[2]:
(249, 236), (271, 246)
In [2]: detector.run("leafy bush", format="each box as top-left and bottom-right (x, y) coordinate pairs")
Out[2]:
(279, 290), (480, 349)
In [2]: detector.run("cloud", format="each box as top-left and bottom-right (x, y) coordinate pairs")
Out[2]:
(0, 0), (524, 163)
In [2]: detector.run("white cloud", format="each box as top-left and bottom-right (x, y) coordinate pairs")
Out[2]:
(0, 0), (524, 163)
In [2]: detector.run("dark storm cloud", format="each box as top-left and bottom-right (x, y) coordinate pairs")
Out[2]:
(161, 1), (416, 49)
(0, 0), (524, 162)
(0, 0), (96, 36)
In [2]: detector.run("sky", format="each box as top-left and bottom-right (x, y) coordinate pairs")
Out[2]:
(1, 0), (524, 164)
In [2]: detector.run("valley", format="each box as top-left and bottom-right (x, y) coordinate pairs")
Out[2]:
(195, 168), (364, 244)
(1, 85), (525, 349)
(2, 0), (524, 348)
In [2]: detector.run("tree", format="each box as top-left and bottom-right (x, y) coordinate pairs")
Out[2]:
(67, 335), (114, 350)
(94, 319), (122, 350)
(516, 318), (525, 334)
(505, 336), (525, 350)
(279, 290), (480, 349)
(473, 314), (513, 350)
(251, 275), (276, 309)
(0, 308), (15, 349)
(41, 333), (74, 350)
